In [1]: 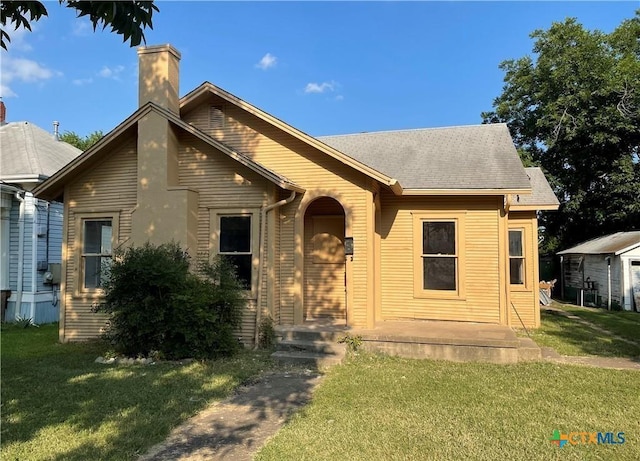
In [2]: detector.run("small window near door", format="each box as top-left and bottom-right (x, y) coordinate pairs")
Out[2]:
(219, 215), (252, 289)
(509, 229), (525, 285)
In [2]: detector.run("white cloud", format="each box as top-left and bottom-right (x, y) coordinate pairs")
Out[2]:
(0, 56), (59, 96)
(0, 84), (17, 98)
(98, 65), (125, 80)
(304, 81), (336, 94)
(256, 53), (277, 70)
(335, 95), (344, 101)
(72, 21), (91, 37)
(73, 78), (94, 86)
(6, 26), (34, 52)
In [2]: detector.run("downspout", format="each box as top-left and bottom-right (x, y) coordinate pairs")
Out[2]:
(606, 256), (612, 310)
(30, 197), (39, 322)
(254, 189), (297, 348)
(15, 191), (25, 320)
(503, 194), (511, 325)
(560, 255), (564, 300)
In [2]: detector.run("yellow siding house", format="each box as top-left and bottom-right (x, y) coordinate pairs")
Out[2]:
(34, 45), (559, 343)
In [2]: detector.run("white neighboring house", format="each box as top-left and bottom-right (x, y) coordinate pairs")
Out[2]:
(557, 231), (640, 311)
(0, 103), (82, 323)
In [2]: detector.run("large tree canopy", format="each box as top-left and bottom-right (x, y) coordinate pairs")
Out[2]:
(60, 130), (103, 151)
(483, 11), (640, 254)
(1, 1), (158, 50)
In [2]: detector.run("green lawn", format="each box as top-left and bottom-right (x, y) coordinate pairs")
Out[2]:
(257, 353), (640, 461)
(1, 323), (273, 461)
(524, 310), (640, 358)
(554, 302), (640, 344)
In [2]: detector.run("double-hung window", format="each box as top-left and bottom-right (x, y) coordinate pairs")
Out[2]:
(422, 221), (457, 291)
(219, 215), (253, 289)
(81, 218), (113, 290)
(509, 229), (525, 285)
(413, 212), (465, 299)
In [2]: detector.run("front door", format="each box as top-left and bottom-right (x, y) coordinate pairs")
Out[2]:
(304, 215), (346, 321)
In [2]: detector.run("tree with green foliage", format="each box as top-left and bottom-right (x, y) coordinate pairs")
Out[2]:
(59, 130), (103, 151)
(1, 1), (158, 50)
(483, 11), (640, 254)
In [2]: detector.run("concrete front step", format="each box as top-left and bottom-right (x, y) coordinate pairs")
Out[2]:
(272, 325), (348, 369)
(275, 325), (349, 343)
(271, 350), (345, 369)
(277, 339), (346, 355)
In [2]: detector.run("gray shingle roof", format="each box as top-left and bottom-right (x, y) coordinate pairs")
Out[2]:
(318, 123), (531, 191)
(557, 231), (640, 256)
(512, 167), (559, 209)
(0, 121), (81, 182)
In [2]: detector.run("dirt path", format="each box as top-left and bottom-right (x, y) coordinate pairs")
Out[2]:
(138, 368), (323, 461)
(543, 305), (640, 347)
(541, 346), (640, 370)
(540, 305), (640, 370)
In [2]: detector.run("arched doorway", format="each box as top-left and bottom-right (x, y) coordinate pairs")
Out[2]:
(303, 197), (347, 322)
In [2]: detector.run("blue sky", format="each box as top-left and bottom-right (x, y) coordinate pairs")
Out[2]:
(1, 1), (636, 138)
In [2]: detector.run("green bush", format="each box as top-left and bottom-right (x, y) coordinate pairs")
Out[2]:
(258, 315), (276, 349)
(96, 242), (245, 359)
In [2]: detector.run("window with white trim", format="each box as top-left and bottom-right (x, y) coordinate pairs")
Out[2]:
(509, 229), (525, 285)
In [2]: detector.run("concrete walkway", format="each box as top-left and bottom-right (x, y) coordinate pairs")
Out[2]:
(138, 369), (322, 461)
(139, 310), (638, 460)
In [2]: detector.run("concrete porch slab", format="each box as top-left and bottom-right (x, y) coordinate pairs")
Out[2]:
(350, 320), (522, 364)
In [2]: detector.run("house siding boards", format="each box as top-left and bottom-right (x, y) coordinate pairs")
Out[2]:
(184, 100), (376, 328)
(508, 212), (539, 328)
(379, 194), (503, 324)
(178, 130), (269, 343)
(62, 137), (137, 340)
(277, 200), (297, 325)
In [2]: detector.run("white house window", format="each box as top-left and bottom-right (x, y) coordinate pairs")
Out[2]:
(509, 229), (525, 285)
(422, 221), (457, 291)
(219, 215), (252, 289)
(82, 219), (113, 289)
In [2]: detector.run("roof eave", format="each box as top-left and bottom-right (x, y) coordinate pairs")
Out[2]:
(510, 204), (560, 211)
(615, 242), (640, 256)
(34, 102), (306, 200)
(33, 105), (149, 201)
(401, 188), (531, 196)
(1, 174), (49, 183)
(158, 105), (306, 193)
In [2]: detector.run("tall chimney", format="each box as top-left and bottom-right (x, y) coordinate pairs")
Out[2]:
(0, 99), (6, 125)
(53, 121), (60, 140)
(137, 44), (181, 114)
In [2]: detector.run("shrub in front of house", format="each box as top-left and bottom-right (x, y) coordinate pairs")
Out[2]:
(97, 242), (244, 359)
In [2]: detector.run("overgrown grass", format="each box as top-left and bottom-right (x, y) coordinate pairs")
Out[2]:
(528, 310), (640, 358)
(555, 302), (640, 344)
(257, 353), (640, 461)
(1, 323), (273, 461)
